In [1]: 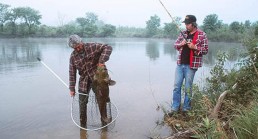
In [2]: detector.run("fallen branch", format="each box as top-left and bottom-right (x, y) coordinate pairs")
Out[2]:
(209, 90), (229, 119)
(209, 83), (237, 119)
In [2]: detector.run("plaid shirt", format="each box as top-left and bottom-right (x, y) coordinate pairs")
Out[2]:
(69, 43), (112, 92)
(174, 29), (208, 69)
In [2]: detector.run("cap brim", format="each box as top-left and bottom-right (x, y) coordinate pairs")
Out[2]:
(183, 21), (191, 24)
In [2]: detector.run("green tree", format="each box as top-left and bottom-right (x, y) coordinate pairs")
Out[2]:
(63, 23), (77, 35)
(255, 24), (258, 37)
(84, 12), (98, 37)
(14, 7), (41, 35)
(244, 20), (251, 28)
(84, 24), (97, 37)
(146, 15), (160, 37)
(0, 3), (10, 32)
(85, 12), (98, 25)
(99, 24), (116, 37)
(76, 17), (87, 27)
(37, 25), (48, 37)
(230, 21), (244, 33)
(5, 8), (19, 35)
(76, 12), (98, 37)
(203, 14), (222, 33)
(115, 26), (145, 37)
(76, 17), (87, 36)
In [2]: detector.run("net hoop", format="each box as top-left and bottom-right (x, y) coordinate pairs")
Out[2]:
(70, 92), (118, 131)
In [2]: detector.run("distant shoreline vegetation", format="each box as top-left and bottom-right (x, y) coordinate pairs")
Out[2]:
(1, 3), (258, 42)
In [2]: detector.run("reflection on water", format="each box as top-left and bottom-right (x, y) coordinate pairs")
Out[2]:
(146, 40), (160, 60)
(0, 38), (243, 139)
(0, 39), (40, 73)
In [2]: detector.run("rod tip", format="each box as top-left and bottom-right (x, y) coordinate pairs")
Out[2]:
(37, 57), (41, 61)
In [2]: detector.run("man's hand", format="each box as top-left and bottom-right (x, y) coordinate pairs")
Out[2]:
(187, 42), (197, 50)
(70, 91), (75, 97)
(97, 63), (105, 70)
(97, 63), (105, 67)
(180, 40), (187, 47)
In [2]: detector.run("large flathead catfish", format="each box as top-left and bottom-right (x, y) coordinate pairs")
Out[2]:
(92, 66), (115, 125)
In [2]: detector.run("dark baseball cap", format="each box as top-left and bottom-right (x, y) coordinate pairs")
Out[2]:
(182, 15), (197, 24)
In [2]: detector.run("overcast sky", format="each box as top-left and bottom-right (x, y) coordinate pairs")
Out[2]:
(1, 0), (258, 27)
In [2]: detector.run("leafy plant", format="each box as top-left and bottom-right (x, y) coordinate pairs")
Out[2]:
(191, 117), (226, 139)
(205, 51), (230, 104)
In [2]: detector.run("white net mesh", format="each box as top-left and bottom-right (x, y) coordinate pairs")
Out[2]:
(71, 91), (118, 131)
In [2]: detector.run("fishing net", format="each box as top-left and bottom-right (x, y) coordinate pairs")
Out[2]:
(71, 91), (118, 131)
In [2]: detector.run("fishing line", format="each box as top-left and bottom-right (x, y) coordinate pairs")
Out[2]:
(148, 61), (170, 116)
(36, 57), (118, 131)
(148, 61), (160, 111)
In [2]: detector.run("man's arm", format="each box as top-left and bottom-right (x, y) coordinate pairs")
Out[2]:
(174, 31), (187, 50)
(69, 55), (76, 93)
(96, 43), (113, 64)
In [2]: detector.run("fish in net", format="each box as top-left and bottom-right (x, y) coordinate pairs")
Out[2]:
(71, 91), (118, 131)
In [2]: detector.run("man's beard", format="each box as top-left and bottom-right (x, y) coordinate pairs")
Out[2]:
(76, 48), (84, 54)
(78, 50), (84, 54)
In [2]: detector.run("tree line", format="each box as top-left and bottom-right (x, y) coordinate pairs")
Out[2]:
(1, 3), (258, 42)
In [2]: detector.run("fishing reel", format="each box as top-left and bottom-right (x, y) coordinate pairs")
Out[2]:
(187, 39), (192, 43)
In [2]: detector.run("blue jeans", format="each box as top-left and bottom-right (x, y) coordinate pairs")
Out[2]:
(171, 64), (197, 111)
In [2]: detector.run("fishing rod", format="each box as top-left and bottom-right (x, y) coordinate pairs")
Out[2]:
(37, 57), (69, 88)
(158, 0), (187, 40)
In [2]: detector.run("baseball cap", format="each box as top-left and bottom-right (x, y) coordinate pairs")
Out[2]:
(68, 34), (82, 48)
(182, 15), (197, 24)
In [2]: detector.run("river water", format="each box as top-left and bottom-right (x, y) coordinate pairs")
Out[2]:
(0, 38), (242, 139)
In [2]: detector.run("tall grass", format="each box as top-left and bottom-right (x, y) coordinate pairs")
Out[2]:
(231, 105), (258, 139)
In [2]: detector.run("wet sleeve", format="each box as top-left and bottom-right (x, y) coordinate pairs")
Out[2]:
(174, 32), (185, 50)
(97, 43), (113, 64)
(69, 55), (76, 92)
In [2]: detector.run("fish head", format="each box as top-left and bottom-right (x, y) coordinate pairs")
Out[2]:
(94, 66), (116, 86)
